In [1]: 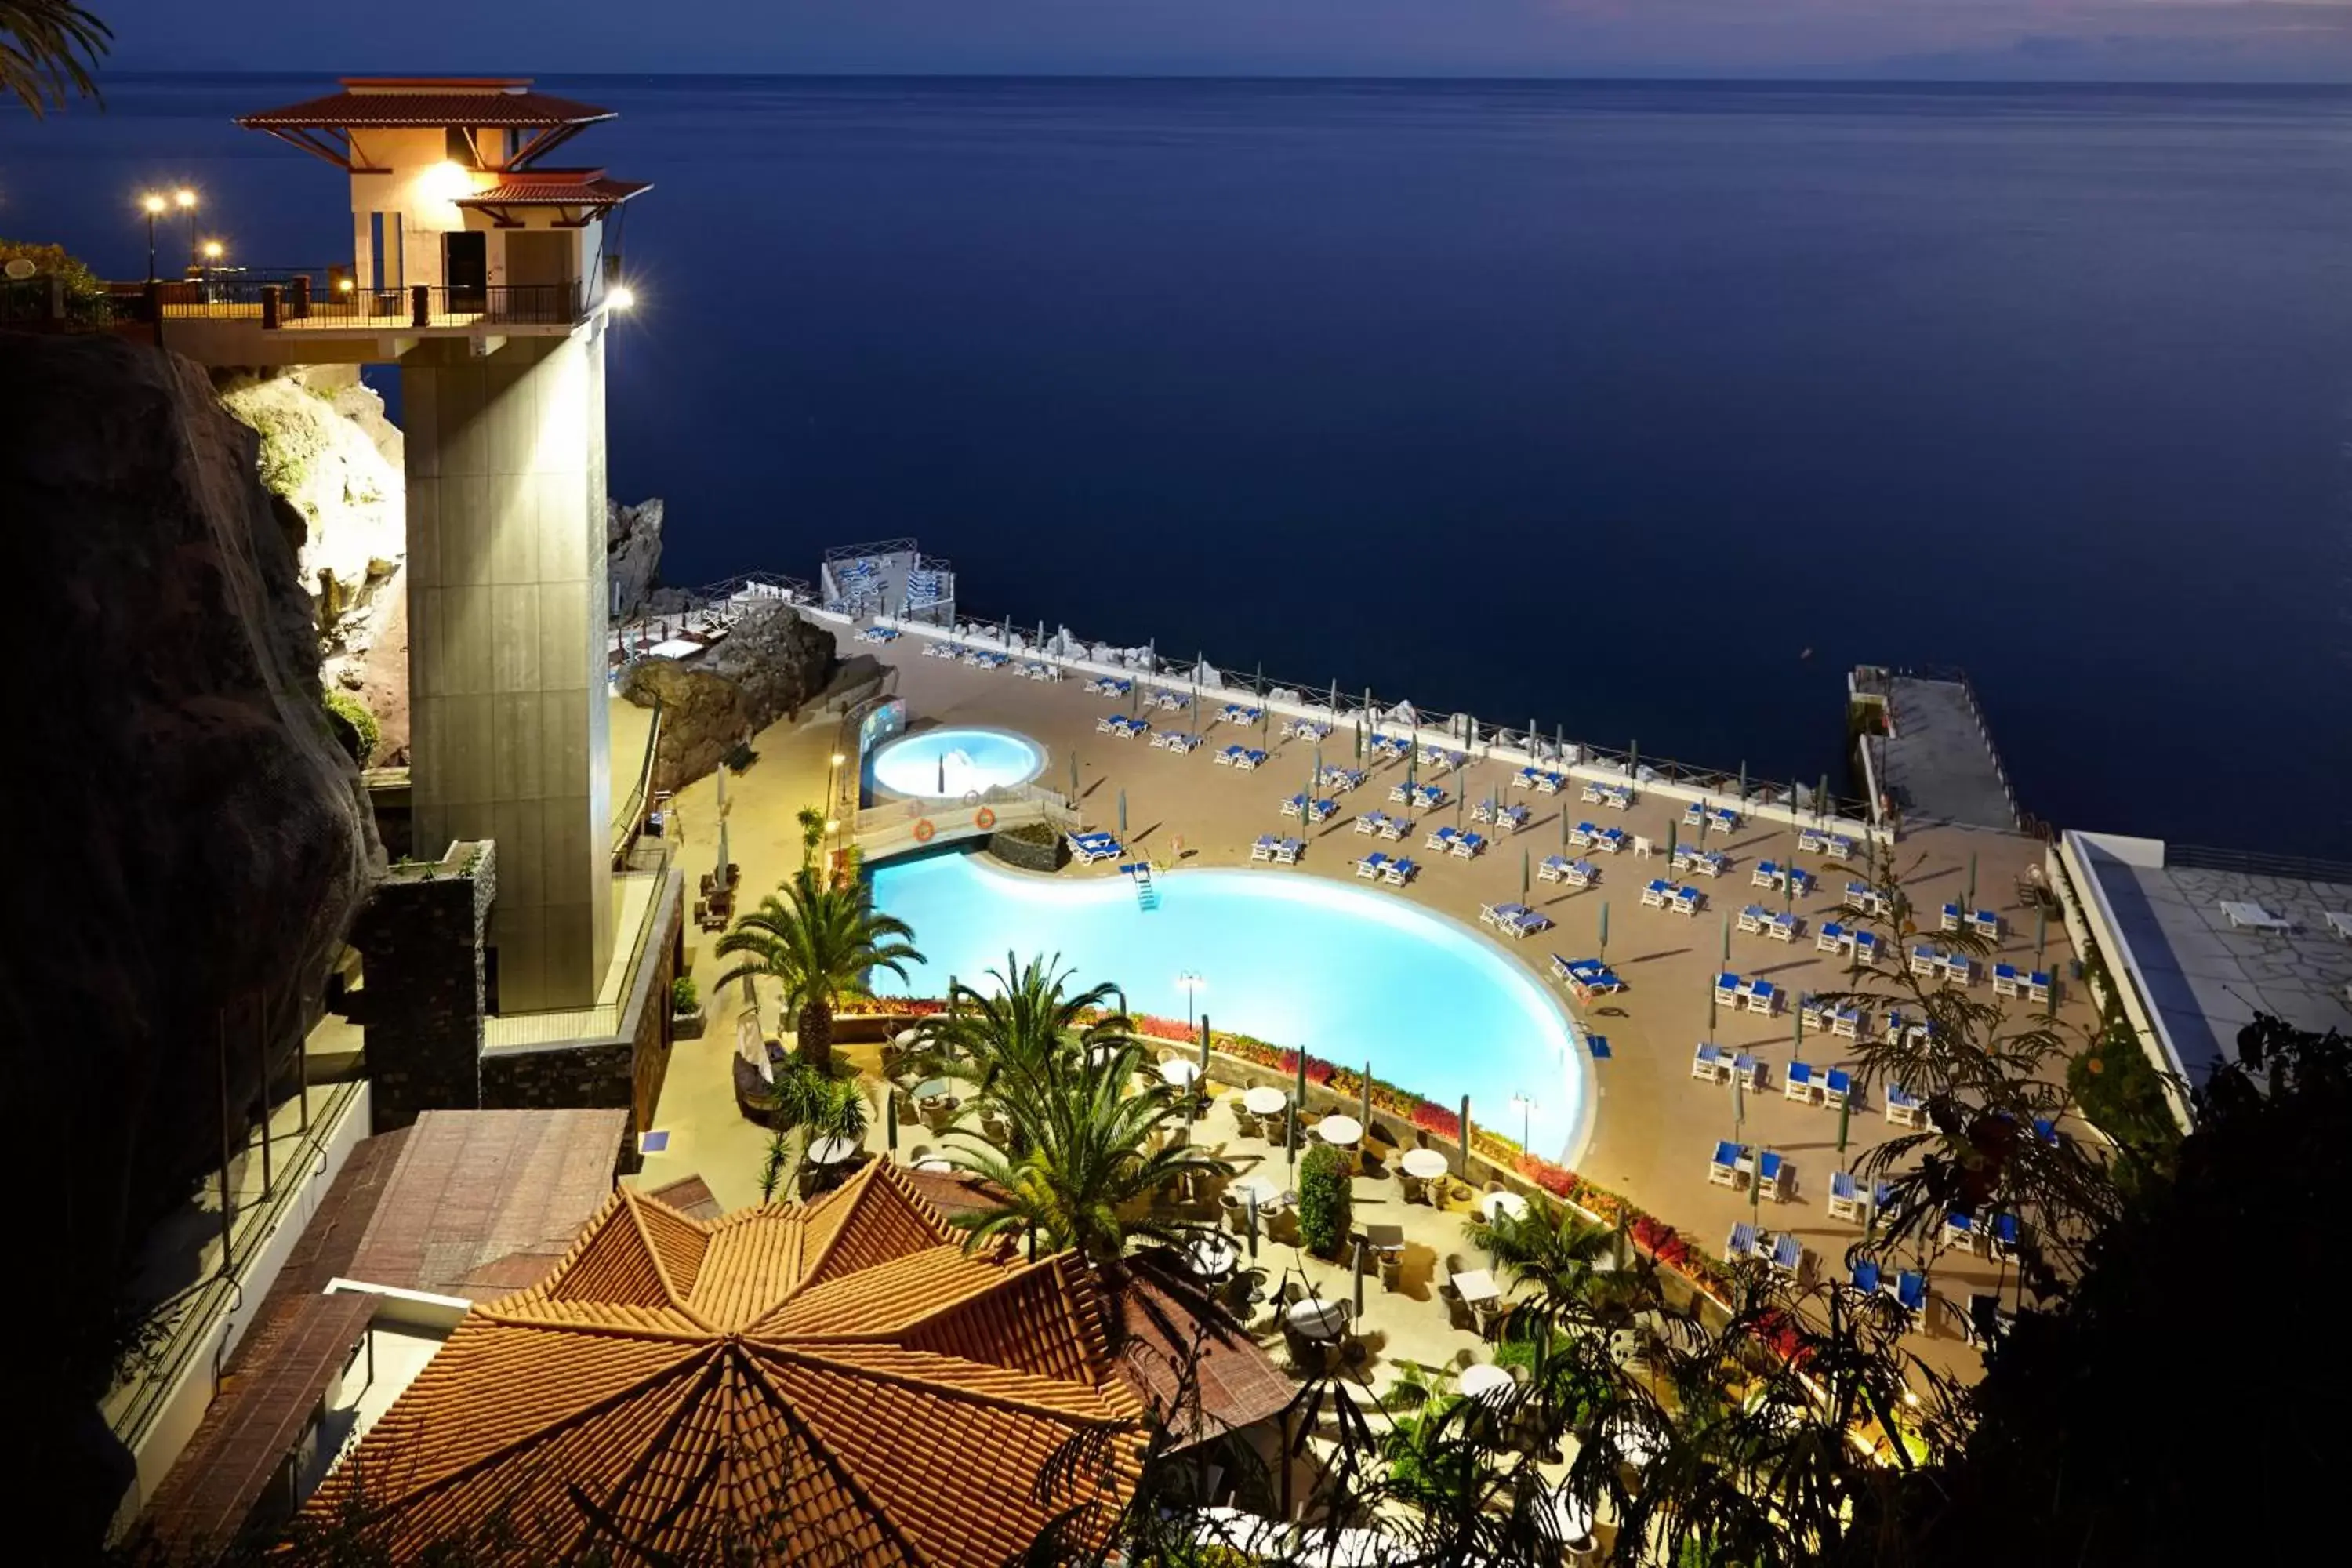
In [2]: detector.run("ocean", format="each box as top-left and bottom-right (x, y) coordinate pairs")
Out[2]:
(9, 75), (2350, 854)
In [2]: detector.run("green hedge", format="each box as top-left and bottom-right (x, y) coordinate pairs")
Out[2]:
(1297, 1143), (1353, 1257)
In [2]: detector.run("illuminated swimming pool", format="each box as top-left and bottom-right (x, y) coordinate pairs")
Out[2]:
(869, 727), (1046, 799)
(869, 851), (1592, 1163)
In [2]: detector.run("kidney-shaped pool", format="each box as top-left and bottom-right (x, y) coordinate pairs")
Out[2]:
(869, 851), (1592, 1163)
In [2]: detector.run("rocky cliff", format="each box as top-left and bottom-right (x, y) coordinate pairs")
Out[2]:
(619, 601), (840, 792)
(218, 367), (412, 761)
(608, 495), (666, 617)
(0, 332), (383, 1536)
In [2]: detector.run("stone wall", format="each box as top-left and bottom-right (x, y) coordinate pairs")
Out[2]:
(986, 826), (1067, 873)
(350, 843), (495, 1129)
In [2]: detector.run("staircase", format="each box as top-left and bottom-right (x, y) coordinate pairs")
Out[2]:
(1127, 862), (1161, 911)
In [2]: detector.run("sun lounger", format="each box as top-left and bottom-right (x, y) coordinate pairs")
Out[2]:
(1581, 781), (1607, 805)
(1641, 878), (1672, 909)
(1768, 913), (1798, 942)
(1797, 828), (1828, 853)
(1844, 882), (1882, 915)
(1451, 832), (1486, 859)
(1671, 886), (1701, 916)
(1969, 909), (2001, 942)
(1755, 1151), (1783, 1199)
(1991, 1212), (2022, 1262)
(1730, 1052), (1761, 1089)
(1426, 826), (1461, 851)
(1908, 945), (1942, 978)
(1537, 854), (1572, 883)
(1216, 702), (1258, 726)
(1885, 1085), (1924, 1128)
(1687, 851), (1726, 878)
(1356, 852), (1389, 880)
(1412, 784), (1444, 810)
(1768, 1231), (1801, 1273)
(1693, 1042), (1727, 1082)
(1565, 859), (1597, 887)
(1715, 972), (1742, 1007)
(1603, 786), (1635, 811)
(1327, 768), (1365, 793)
(1942, 1210), (1980, 1254)
(2027, 971), (2052, 1004)
(2033, 1117), (2060, 1146)
(1506, 909), (1551, 939)
(1273, 837), (1302, 865)
(1377, 816), (1408, 842)
(1381, 857), (1418, 886)
(1569, 822), (1597, 848)
(1827, 834), (1857, 860)
(1250, 834), (1279, 862)
(1514, 766), (1542, 791)
(1556, 954), (1602, 985)
(1737, 905), (1768, 935)
(1941, 952), (1970, 985)
(1471, 798), (1496, 824)
(1726, 1221), (1762, 1262)
(1752, 860), (1782, 890)
(1095, 715), (1121, 734)
(1817, 921), (1849, 953)
(1851, 931), (1880, 967)
(1069, 834), (1123, 865)
(1831, 1005), (1862, 1040)
(1355, 811), (1385, 836)
(1167, 731), (1202, 753)
(1784, 1061), (1817, 1102)
(1800, 993), (1833, 1029)
(1241, 749), (1269, 771)
(1494, 804), (1529, 833)
(1217, 745), (1246, 767)
(1991, 962), (2022, 997)
(1823, 1069), (1852, 1109)
(1848, 1259), (1882, 1298)
(1708, 1140), (1743, 1188)
(1940, 902), (1964, 933)
(2221, 900), (2291, 931)
(1827, 1171), (1865, 1222)
(1280, 793), (1308, 818)
(1592, 827), (1625, 854)
(1478, 902), (1504, 927)
(1537, 771), (1565, 793)
(1892, 1271), (1928, 1319)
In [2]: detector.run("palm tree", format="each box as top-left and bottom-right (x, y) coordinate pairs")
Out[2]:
(948, 1044), (1231, 1268)
(916, 952), (1134, 1105)
(713, 866), (920, 1072)
(2, 0), (110, 115)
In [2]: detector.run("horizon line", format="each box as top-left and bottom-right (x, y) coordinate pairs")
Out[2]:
(90, 67), (2352, 89)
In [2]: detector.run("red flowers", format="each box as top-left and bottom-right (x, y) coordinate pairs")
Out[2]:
(1413, 1102), (1463, 1140)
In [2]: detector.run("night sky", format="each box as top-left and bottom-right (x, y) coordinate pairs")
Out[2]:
(82, 0), (2352, 81)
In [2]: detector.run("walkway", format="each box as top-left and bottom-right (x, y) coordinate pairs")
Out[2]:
(1878, 674), (2017, 830)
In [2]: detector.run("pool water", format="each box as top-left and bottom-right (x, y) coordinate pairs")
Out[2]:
(869, 727), (1046, 799)
(868, 851), (1591, 1163)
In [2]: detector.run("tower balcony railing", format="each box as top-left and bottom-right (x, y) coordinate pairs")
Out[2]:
(118, 276), (588, 331)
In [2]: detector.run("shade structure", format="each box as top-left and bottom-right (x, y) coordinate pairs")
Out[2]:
(1522, 849), (1530, 898)
(1665, 820), (1678, 866)
(298, 1167), (1145, 1562)
(1597, 900), (1609, 963)
(1360, 1060), (1373, 1129)
(1118, 788), (1127, 834)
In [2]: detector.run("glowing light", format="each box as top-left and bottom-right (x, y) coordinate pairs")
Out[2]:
(607, 285), (636, 312)
(829, 753), (846, 767)
(336, 276), (354, 292)
(419, 160), (475, 204)
(174, 188), (196, 209)
(140, 193), (165, 215)
(201, 240), (223, 261)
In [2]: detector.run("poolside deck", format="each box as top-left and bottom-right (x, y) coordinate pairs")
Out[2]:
(626, 630), (2093, 1388)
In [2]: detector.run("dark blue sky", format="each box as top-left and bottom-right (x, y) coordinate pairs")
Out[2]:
(85, 0), (2352, 81)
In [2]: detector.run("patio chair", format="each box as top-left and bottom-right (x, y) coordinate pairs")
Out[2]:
(1783, 1061), (1817, 1102)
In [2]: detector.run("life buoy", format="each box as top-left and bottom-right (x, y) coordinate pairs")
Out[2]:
(962, 790), (982, 808)
(974, 807), (996, 829)
(913, 818), (936, 843)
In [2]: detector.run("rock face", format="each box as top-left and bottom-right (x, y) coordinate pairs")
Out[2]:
(607, 495), (666, 617)
(619, 602), (839, 792)
(0, 332), (382, 1534)
(218, 367), (411, 762)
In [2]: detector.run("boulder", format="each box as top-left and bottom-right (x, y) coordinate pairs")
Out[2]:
(0, 332), (382, 1538)
(607, 495), (666, 617)
(620, 601), (838, 792)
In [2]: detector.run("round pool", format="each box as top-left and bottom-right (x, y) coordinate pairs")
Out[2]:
(870, 727), (1046, 799)
(869, 852), (1592, 1163)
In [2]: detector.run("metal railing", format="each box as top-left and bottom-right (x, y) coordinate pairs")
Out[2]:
(852, 782), (1077, 859)
(0, 278), (122, 332)
(611, 696), (662, 866)
(1872, 662), (2024, 833)
(835, 607), (1885, 841)
(482, 840), (675, 1050)
(141, 276), (586, 329)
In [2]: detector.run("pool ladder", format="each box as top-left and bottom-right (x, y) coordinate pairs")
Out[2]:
(1129, 862), (1160, 912)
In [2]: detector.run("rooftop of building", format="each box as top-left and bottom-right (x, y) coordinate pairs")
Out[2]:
(301, 1162), (1145, 1563)
(237, 78), (617, 129)
(2067, 831), (2352, 1086)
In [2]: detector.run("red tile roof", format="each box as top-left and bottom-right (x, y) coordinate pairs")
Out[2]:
(238, 81), (615, 129)
(1118, 1252), (1298, 1450)
(455, 172), (651, 208)
(301, 1163), (1145, 1564)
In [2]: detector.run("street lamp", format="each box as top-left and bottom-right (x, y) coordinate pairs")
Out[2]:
(174, 188), (198, 274)
(1509, 1091), (1537, 1149)
(139, 193), (165, 281)
(1175, 971), (1206, 1033)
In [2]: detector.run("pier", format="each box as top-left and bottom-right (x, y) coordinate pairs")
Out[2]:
(1850, 665), (2024, 833)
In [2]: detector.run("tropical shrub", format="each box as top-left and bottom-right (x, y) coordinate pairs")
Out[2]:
(1296, 1143), (1352, 1257)
(671, 975), (698, 1014)
(322, 689), (377, 764)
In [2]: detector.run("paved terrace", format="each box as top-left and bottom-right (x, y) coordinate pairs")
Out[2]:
(627, 631), (2096, 1388)
(1874, 673), (2019, 831)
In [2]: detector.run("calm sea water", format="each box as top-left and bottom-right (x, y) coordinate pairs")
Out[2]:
(9, 76), (2351, 853)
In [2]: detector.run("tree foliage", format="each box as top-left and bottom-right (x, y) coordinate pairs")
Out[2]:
(1, 1), (109, 117)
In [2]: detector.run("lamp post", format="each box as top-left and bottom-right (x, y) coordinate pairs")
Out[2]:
(1176, 971), (1204, 1035)
(140, 193), (164, 281)
(174, 187), (197, 274)
(200, 238), (223, 300)
(828, 751), (847, 818)
(1510, 1091), (1535, 1149)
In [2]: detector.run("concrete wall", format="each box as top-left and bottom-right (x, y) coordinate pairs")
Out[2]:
(350, 843), (495, 1129)
(403, 326), (613, 1011)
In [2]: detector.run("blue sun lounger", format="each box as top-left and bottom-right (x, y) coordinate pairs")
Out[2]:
(1755, 1150), (1784, 1200)
(1381, 856), (1418, 886)
(1849, 1259), (1882, 1298)
(1068, 833), (1123, 864)
(1892, 1270), (1928, 1317)
(1426, 825), (1461, 852)
(1250, 834), (1281, 862)
(1693, 1042), (1726, 1081)
(1726, 1221), (1762, 1262)
(1356, 851), (1391, 880)
(1768, 1232), (1802, 1274)
(1451, 832), (1486, 859)
(1537, 854), (1574, 883)
(1827, 1171), (1865, 1221)
(1505, 909), (1551, 939)
(1709, 1140), (1744, 1187)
